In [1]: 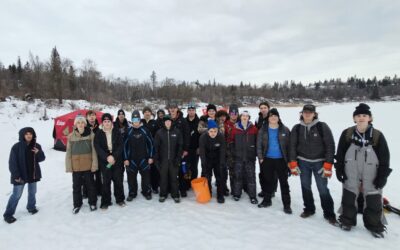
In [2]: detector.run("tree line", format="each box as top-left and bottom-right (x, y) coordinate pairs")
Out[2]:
(1, 47), (399, 106)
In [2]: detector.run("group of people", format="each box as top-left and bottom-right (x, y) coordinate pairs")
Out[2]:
(2, 101), (392, 238)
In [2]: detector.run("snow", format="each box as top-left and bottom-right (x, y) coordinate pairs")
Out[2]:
(0, 99), (399, 250)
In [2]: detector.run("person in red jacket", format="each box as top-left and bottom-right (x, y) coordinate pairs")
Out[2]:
(230, 110), (259, 204)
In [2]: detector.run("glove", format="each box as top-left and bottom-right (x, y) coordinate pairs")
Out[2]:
(184, 169), (192, 180)
(373, 177), (387, 189)
(289, 161), (301, 176)
(335, 168), (347, 183)
(373, 167), (392, 189)
(318, 162), (333, 178)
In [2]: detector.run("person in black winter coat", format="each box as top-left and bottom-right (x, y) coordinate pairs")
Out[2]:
(186, 103), (200, 180)
(156, 109), (165, 130)
(335, 103), (391, 236)
(254, 101), (277, 198)
(154, 115), (183, 203)
(141, 106), (161, 194)
(124, 110), (155, 201)
(168, 103), (190, 197)
(289, 104), (337, 223)
(3, 127), (46, 224)
(94, 113), (125, 209)
(199, 120), (226, 203)
(114, 109), (130, 140)
(85, 110), (102, 197)
(256, 109), (292, 214)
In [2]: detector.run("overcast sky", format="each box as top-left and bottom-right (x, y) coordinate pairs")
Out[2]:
(1, 0), (399, 85)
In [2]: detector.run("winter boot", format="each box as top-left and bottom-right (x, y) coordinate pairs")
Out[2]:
(258, 199), (272, 208)
(300, 211), (315, 218)
(28, 208), (39, 215)
(283, 206), (293, 214)
(250, 197), (258, 205)
(217, 196), (225, 204)
(159, 196), (167, 203)
(4, 216), (17, 224)
(72, 206), (81, 214)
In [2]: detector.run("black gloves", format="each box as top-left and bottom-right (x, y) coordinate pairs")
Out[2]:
(374, 167), (392, 189)
(335, 168), (347, 183)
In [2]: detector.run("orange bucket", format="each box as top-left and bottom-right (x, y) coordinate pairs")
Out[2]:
(191, 177), (211, 203)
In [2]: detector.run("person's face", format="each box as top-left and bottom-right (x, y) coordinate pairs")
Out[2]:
(259, 105), (269, 116)
(169, 108), (178, 117)
(76, 120), (86, 130)
(207, 109), (216, 118)
(188, 108), (196, 117)
(268, 115), (279, 125)
(241, 114), (249, 123)
(103, 119), (112, 129)
(165, 120), (172, 129)
(158, 112), (165, 119)
(24, 132), (33, 142)
(87, 114), (96, 123)
(218, 115), (227, 123)
(132, 121), (140, 127)
(208, 128), (218, 138)
(354, 114), (371, 127)
(230, 113), (238, 121)
(118, 113), (125, 122)
(302, 111), (315, 123)
(144, 111), (152, 119)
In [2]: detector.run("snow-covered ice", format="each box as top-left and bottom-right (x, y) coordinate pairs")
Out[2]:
(0, 99), (399, 250)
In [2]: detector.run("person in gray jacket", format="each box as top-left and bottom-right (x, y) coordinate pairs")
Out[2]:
(289, 104), (337, 224)
(256, 108), (292, 214)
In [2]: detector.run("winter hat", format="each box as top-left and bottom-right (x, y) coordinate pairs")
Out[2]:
(353, 103), (371, 117)
(163, 115), (172, 122)
(267, 108), (280, 118)
(143, 106), (152, 114)
(302, 104), (316, 113)
(117, 109), (125, 116)
(157, 109), (165, 115)
(229, 104), (239, 114)
(259, 101), (270, 109)
(207, 119), (218, 130)
(131, 110), (141, 123)
(74, 115), (87, 125)
(102, 113), (112, 122)
(187, 102), (196, 110)
(206, 104), (217, 112)
(240, 110), (250, 116)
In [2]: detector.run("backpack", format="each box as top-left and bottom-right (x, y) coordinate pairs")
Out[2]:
(345, 126), (381, 147)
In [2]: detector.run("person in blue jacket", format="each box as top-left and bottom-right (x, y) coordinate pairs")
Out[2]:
(3, 127), (46, 224)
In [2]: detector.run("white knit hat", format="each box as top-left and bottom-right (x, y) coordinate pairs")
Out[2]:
(74, 114), (87, 126)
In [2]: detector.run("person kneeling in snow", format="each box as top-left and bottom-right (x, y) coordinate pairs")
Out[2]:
(199, 120), (227, 203)
(154, 115), (183, 203)
(94, 113), (126, 209)
(3, 127), (46, 224)
(66, 115), (98, 214)
(335, 103), (391, 237)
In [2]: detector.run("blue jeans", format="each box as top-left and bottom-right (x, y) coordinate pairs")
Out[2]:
(298, 160), (335, 218)
(3, 182), (37, 218)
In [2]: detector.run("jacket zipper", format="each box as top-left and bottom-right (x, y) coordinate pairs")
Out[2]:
(33, 143), (36, 180)
(167, 130), (170, 160)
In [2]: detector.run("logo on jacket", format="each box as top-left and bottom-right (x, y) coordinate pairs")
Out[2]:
(171, 134), (177, 137)
(215, 143), (220, 147)
(134, 134), (143, 139)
